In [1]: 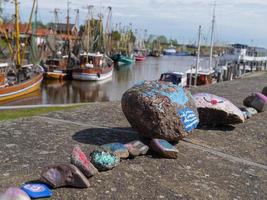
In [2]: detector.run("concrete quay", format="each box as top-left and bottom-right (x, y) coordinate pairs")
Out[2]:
(0, 72), (266, 200)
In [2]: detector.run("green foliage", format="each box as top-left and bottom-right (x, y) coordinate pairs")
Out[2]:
(0, 106), (80, 121)
(156, 35), (168, 44)
(111, 31), (121, 41)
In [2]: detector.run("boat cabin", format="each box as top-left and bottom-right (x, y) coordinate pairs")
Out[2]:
(0, 63), (9, 87)
(185, 68), (215, 86)
(159, 72), (187, 87)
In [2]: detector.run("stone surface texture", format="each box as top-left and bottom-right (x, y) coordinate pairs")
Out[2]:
(0, 72), (267, 200)
(194, 93), (245, 125)
(41, 164), (90, 189)
(71, 146), (98, 178)
(122, 81), (199, 141)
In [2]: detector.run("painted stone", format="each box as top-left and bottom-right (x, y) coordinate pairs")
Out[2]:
(239, 107), (252, 119)
(21, 183), (52, 199)
(41, 164), (90, 189)
(101, 143), (129, 158)
(124, 140), (149, 157)
(0, 187), (30, 200)
(121, 81), (199, 141)
(243, 95), (257, 107)
(90, 150), (120, 171)
(150, 139), (178, 159)
(262, 86), (267, 96)
(250, 92), (267, 112)
(71, 146), (98, 178)
(246, 107), (258, 116)
(193, 93), (245, 125)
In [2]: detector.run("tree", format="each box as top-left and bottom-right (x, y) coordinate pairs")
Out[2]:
(156, 35), (168, 44)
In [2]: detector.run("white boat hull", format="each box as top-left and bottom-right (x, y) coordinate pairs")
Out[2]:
(72, 68), (113, 81)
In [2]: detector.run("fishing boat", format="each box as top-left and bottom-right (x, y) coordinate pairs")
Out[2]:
(135, 54), (146, 61)
(44, 55), (68, 80)
(159, 72), (187, 87)
(163, 44), (176, 56)
(111, 53), (135, 66)
(72, 52), (114, 81)
(0, 0), (43, 103)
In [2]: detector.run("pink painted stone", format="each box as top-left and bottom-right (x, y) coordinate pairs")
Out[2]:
(41, 164), (90, 189)
(251, 92), (267, 112)
(194, 93), (245, 125)
(150, 139), (178, 159)
(71, 146), (98, 178)
(124, 140), (149, 157)
(0, 187), (30, 200)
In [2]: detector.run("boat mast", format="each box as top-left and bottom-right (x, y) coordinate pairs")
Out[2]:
(209, 1), (216, 70)
(66, 1), (71, 38)
(195, 25), (201, 86)
(15, 0), (21, 67)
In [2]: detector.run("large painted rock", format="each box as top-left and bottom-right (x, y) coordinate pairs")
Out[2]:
(21, 183), (52, 199)
(71, 146), (98, 178)
(193, 93), (245, 125)
(0, 187), (30, 200)
(90, 150), (120, 171)
(262, 86), (267, 96)
(250, 92), (267, 112)
(124, 140), (149, 157)
(41, 164), (90, 189)
(150, 139), (178, 159)
(121, 81), (199, 141)
(101, 143), (129, 158)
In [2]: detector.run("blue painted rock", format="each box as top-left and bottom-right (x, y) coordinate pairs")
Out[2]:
(90, 150), (120, 171)
(239, 107), (252, 119)
(121, 81), (199, 141)
(124, 140), (149, 157)
(41, 164), (90, 189)
(262, 86), (267, 96)
(21, 183), (52, 199)
(246, 107), (258, 116)
(194, 93), (245, 125)
(101, 143), (129, 158)
(150, 139), (178, 159)
(71, 146), (98, 178)
(250, 92), (267, 112)
(0, 187), (30, 200)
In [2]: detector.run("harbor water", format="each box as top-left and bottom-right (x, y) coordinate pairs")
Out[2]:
(1, 56), (212, 106)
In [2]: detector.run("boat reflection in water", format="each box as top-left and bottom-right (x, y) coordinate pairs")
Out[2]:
(42, 78), (112, 104)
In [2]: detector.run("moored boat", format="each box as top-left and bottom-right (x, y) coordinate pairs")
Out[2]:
(135, 55), (146, 61)
(72, 52), (114, 81)
(43, 56), (68, 80)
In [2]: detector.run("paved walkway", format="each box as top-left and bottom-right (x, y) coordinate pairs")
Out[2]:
(0, 72), (266, 200)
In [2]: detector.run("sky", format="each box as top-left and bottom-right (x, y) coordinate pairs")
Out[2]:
(2, 0), (267, 47)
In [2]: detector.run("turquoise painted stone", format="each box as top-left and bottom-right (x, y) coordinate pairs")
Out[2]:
(90, 150), (120, 171)
(150, 139), (178, 159)
(124, 140), (149, 157)
(71, 146), (98, 178)
(0, 187), (31, 200)
(41, 164), (90, 189)
(101, 143), (129, 158)
(121, 81), (199, 141)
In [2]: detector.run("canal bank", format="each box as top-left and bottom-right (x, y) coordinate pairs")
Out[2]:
(0, 72), (266, 199)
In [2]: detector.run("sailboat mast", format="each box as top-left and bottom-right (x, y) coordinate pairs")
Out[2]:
(15, 0), (21, 66)
(195, 25), (201, 86)
(209, 2), (216, 70)
(66, 1), (71, 38)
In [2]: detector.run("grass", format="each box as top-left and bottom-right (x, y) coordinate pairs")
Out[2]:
(0, 105), (80, 121)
